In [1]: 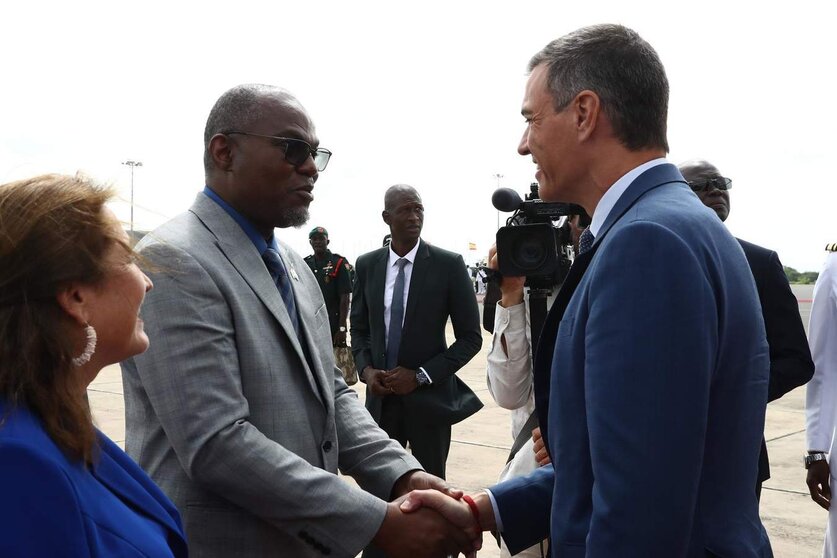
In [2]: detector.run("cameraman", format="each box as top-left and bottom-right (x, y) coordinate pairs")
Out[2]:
(484, 214), (588, 558)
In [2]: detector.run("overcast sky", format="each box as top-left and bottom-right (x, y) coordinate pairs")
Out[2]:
(2, 1), (835, 271)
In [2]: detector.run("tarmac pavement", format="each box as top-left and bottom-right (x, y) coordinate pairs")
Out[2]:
(89, 284), (825, 557)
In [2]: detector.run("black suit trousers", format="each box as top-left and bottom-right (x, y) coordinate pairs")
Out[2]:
(379, 396), (451, 479)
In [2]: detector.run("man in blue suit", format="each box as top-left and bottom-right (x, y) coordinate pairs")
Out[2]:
(404, 24), (773, 557)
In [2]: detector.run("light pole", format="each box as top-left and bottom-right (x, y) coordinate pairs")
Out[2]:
(493, 173), (504, 229)
(122, 160), (143, 237)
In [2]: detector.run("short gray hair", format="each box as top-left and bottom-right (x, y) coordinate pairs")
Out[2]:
(202, 84), (290, 176)
(529, 24), (669, 152)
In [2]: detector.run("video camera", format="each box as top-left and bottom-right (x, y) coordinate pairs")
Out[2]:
(491, 183), (585, 286)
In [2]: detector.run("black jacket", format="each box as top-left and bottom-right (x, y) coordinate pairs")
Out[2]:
(739, 238), (815, 483)
(350, 240), (483, 425)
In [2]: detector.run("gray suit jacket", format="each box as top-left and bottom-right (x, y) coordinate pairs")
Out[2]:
(121, 193), (420, 558)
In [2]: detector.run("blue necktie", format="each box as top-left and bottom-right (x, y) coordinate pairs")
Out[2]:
(578, 228), (595, 255)
(386, 258), (408, 370)
(263, 248), (301, 338)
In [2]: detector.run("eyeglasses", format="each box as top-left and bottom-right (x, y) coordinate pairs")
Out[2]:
(687, 176), (732, 192)
(224, 131), (332, 171)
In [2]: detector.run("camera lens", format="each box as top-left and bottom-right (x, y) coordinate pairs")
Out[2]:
(511, 236), (547, 272)
(496, 223), (559, 278)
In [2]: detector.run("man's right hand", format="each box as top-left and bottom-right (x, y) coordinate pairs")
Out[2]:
(372, 496), (479, 558)
(363, 367), (391, 396)
(807, 459), (831, 510)
(488, 243), (525, 308)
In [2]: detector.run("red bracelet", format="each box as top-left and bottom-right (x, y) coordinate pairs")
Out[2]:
(462, 494), (482, 531)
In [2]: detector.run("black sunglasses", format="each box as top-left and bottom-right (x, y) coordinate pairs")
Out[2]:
(687, 177), (732, 192)
(224, 131), (332, 171)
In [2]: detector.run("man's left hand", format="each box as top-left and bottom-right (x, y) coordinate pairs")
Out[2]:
(391, 470), (463, 500)
(333, 330), (347, 346)
(382, 366), (419, 395)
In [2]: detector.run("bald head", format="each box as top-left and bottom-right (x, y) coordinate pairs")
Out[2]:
(382, 184), (424, 254)
(203, 84), (300, 177)
(679, 159), (720, 181)
(384, 184), (421, 211)
(678, 159), (730, 222)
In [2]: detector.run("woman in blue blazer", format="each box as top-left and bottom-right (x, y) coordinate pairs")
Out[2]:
(0, 174), (187, 557)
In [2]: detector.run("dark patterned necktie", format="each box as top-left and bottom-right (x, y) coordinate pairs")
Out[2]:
(386, 258), (408, 370)
(263, 248), (301, 338)
(578, 228), (595, 255)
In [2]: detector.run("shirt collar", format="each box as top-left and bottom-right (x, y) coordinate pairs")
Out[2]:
(588, 158), (668, 237)
(388, 239), (421, 267)
(203, 186), (276, 254)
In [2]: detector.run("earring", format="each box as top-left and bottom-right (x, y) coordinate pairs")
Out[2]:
(72, 324), (97, 367)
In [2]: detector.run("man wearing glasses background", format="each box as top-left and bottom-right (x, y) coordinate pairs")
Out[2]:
(121, 84), (478, 558)
(679, 159), (815, 500)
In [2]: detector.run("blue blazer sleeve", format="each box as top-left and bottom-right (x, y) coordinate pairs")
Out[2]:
(0, 442), (90, 557)
(489, 465), (554, 554)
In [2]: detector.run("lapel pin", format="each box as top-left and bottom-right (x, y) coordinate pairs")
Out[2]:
(290, 265), (299, 281)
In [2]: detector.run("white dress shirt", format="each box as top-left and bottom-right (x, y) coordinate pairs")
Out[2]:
(383, 240), (432, 381)
(384, 241), (420, 337)
(588, 157), (667, 237)
(486, 300), (544, 558)
(487, 302), (535, 439)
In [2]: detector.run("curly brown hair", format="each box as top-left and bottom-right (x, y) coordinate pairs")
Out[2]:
(0, 173), (126, 464)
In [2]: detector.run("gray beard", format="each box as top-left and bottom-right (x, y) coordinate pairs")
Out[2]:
(277, 206), (309, 229)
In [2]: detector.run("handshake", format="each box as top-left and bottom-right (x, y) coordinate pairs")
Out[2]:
(373, 471), (494, 558)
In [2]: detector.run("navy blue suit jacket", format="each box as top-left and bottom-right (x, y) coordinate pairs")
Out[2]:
(491, 164), (773, 557)
(0, 400), (187, 557)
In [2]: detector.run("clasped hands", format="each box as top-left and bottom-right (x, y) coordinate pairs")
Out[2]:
(364, 366), (418, 396)
(374, 471), (489, 558)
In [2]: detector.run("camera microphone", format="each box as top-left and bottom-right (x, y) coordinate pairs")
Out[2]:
(491, 187), (523, 212)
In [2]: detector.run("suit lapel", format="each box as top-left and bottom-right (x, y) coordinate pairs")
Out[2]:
(370, 248), (390, 353)
(590, 163), (687, 252)
(403, 240), (430, 329)
(190, 195), (324, 404)
(280, 241), (332, 409)
(533, 247), (597, 451)
(91, 436), (186, 547)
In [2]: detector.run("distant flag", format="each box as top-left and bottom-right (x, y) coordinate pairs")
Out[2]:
(468, 242), (477, 251)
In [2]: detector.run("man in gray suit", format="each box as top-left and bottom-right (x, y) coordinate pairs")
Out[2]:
(121, 84), (478, 558)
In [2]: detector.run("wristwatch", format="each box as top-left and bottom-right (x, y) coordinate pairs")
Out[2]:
(804, 452), (828, 469)
(338, 326), (347, 332)
(415, 369), (431, 386)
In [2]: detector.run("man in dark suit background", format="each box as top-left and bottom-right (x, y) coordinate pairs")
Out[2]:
(679, 159), (815, 498)
(351, 184), (483, 480)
